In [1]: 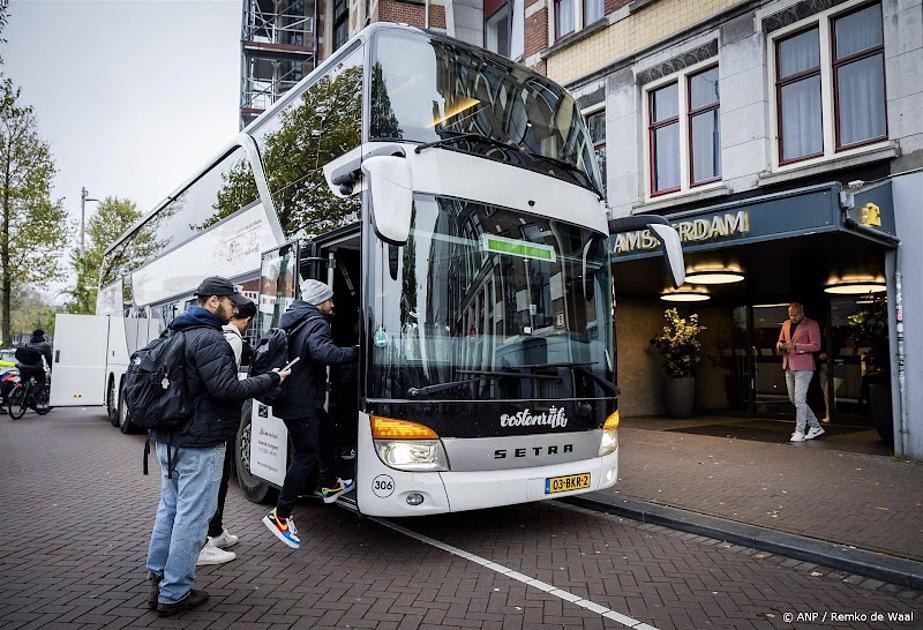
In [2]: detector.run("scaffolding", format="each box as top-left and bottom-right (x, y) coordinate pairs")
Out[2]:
(240, 0), (319, 128)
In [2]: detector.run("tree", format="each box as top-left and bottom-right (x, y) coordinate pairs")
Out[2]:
(67, 197), (140, 314)
(10, 286), (56, 340)
(0, 80), (70, 346)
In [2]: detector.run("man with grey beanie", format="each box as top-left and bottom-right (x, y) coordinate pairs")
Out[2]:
(262, 279), (358, 549)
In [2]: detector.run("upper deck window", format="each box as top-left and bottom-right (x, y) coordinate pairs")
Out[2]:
(369, 31), (602, 196)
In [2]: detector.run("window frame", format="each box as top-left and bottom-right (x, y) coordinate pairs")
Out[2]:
(648, 81), (681, 197)
(553, 0), (579, 41)
(831, 2), (888, 152)
(774, 25), (825, 165)
(687, 64), (722, 186)
(582, 103), (606, 193)
(485, 1), (512, 57)
(767, 0), (889, 171)
(641, 57), (722, 201)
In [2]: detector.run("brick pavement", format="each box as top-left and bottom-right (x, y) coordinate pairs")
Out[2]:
(0, 408), (921, 629)
(606, 423), (923, 561)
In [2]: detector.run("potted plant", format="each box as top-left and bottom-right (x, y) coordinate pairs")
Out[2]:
(651, 308), (705, 418)
(847, 295), (892, 444)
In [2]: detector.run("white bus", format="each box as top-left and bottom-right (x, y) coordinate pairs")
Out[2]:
(52, 24), (683, 516)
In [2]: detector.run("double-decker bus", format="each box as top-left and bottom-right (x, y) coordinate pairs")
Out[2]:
(51, 23), (683, 516)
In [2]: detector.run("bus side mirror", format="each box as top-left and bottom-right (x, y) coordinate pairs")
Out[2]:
(609, 214), (685, 288)
(362, 155), (413, 246)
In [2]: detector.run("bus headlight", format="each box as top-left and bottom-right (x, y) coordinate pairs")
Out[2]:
(371, 416), (449, 471)
(375, 439), (448, 471)
(598, 410), (620, 457)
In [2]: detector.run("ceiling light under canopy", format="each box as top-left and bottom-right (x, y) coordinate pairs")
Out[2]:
(685, 264), (745, 285)
(660, 286), (711, 302)
(824, 275), (886, 295)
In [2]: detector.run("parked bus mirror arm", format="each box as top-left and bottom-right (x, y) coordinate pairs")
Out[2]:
(324, 143), (407, 197)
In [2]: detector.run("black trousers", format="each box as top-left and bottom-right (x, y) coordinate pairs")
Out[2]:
(276, 408), (336, 519)
(207, 439), (233, 538)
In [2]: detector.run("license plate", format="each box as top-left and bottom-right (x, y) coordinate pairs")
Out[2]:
(545, 472), (591, 494)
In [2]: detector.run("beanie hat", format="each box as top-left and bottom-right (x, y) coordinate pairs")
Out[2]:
(300, 279), (334, 306)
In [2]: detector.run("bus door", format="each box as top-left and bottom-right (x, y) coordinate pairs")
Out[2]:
(302, 242), (360, 481)
(49, 314), (111, 407)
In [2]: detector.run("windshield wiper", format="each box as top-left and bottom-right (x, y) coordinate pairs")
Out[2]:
(406, 369), (561, 399)
(414, 133), (527, 156)
(516, 361), (619, 397)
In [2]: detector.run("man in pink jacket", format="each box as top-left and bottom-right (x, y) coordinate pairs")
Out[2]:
(777, 303), (825, 442)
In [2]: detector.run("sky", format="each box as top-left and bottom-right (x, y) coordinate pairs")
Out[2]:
(5, 0), (242, 301)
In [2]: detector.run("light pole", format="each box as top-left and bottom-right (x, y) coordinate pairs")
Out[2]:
(80, 187), (100, 258)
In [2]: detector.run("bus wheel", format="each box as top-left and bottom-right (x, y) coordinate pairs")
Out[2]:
(236, 403), (277, 504)
(107, 377), (119, 426)
(117, 387), (139, 434)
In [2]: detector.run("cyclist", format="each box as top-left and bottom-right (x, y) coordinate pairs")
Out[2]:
(15, 329), (51, 389)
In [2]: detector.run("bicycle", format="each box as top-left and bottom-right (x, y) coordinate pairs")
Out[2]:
(7, 375), (51, 420)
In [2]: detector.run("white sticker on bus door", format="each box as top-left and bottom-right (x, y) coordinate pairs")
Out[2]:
(249, 402), (287, 487)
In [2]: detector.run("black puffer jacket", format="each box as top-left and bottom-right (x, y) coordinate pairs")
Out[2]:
(154, 306), (279, 448)
(272, 300), (357, 419)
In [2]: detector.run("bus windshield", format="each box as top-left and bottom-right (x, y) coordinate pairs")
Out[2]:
(370, 30), (602, 195)
(366, 195), (614, 402)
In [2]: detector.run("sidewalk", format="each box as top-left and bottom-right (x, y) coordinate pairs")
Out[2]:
(599, 419), (923, 563)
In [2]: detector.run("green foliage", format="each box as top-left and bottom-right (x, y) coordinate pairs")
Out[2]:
(66, 197), (141, 314)
(651, 308), (705, 378)
(0, 78), (70, 345)
(847, 295), (890, 375)
(10, 286), (56, 338)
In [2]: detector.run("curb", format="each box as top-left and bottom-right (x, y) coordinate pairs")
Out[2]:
(562, 492), (923, 591)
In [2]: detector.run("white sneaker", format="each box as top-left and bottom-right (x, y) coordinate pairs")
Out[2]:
(208, 529), (239, 549)
(196, 543), (236, 566)
(790, 432), (805, 442)
(805, 426), (826, 440)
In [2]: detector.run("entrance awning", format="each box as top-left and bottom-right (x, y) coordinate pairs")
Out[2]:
(610, 182), (897, 300)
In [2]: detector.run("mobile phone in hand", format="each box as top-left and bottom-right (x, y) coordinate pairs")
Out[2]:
(281, 356), (300, 372)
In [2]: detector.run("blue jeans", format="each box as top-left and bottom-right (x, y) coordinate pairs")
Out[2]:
(146, 442), (224, 604)
(785, 369), (821, 434)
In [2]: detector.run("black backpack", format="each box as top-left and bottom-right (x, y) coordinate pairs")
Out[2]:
(248, 318), (310, 405)
(14, 345), (43, 368)
(123, 330), (192, 477)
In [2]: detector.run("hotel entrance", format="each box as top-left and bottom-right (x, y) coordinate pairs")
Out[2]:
(612, 183), (897, 453)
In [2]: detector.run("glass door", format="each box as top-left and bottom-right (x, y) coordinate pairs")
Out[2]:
(257, 242), (299, 336)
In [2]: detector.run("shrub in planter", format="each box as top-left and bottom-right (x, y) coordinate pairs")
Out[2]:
(651, 308), (705, 418)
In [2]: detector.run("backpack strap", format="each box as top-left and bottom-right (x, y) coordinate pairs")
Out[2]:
(143, 435), (178, 479)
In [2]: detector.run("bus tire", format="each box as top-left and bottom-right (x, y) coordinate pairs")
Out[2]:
(236, 402), (277, 504)
(107, 376), (119, 426)
(117, 386), (139, 434)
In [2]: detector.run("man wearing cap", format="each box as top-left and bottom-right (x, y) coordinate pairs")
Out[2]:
(147, 277), (291, 616)
(197, 299), (258, 567)
(262, 279), (358, 549)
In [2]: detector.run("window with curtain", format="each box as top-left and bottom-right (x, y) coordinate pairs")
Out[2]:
(649, 82), (680, 195)
(688, 66), (721, 185)
(776, 27), (823, 163)
(833, 3), (887, 148)
(555, 0), (575, 40)
(584, 0), (604, 25)
(772, 2), (888, 166)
